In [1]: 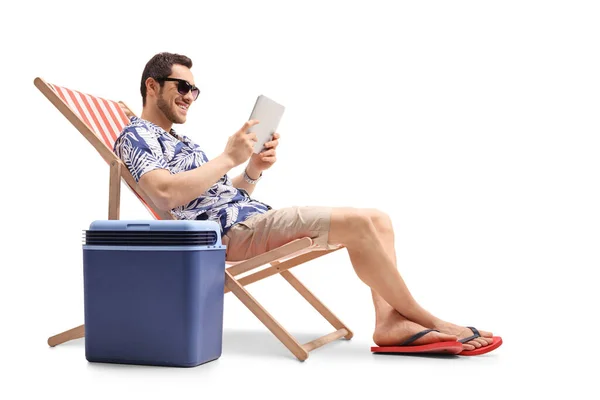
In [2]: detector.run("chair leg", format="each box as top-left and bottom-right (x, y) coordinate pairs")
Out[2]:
(48, 324), (85, 347)
(224, 271), (309, 361)
(302, 328), (350, 352)
(280, 269), (353, 340)
(108, 160), (122, 220)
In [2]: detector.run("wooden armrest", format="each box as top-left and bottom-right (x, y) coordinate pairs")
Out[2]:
(118, 101), (136, 118)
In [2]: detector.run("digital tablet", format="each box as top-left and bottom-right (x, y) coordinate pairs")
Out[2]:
(248, 95), (285, 154)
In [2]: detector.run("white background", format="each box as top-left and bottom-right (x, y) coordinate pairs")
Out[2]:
(1, 0), (599, 398)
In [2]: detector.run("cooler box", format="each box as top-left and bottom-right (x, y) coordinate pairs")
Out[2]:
(83, 220), (226, 367)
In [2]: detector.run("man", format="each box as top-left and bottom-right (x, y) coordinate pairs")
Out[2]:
(114, 52), (501, 355)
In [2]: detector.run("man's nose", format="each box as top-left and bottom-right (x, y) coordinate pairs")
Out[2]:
(183, 90), (194, 104)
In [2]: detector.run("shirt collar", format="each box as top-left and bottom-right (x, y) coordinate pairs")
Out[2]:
(130, 116), (182, 141)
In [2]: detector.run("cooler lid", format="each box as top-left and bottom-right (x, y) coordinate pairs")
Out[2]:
(89, 220), (219, 232)
(85, 220), (223, 247)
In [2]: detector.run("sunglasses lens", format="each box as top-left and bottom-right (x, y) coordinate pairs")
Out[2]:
(177, 81), (191, 96)
(175, 80), (199, 101)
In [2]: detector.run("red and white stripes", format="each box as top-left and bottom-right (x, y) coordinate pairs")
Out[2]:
(50, 83), (129, 150)
(49, 82), (163, 220)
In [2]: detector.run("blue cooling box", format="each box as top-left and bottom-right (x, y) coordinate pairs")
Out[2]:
(83, 220), (226, 367)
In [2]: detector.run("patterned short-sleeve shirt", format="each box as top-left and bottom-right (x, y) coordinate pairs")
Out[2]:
(114, 116), (271, 234)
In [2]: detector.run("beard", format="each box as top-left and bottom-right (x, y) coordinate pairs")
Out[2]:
(157, 88), (185, 124)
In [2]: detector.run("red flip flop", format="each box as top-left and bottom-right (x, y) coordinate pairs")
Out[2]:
(371, 329), (463, 355)
(458, 327), (503, 356)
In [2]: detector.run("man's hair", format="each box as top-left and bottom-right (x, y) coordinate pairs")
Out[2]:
(140, 52), (193, 106)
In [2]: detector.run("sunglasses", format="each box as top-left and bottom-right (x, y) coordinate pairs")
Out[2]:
(156, 77), (200, 101)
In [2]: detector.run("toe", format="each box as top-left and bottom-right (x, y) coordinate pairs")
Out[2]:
(473, 338), (488, 347)
(478, 329), (493, 338)
(482, 336), (494, 345)
(462, 343), (476, 351)
(467, 340), (482, 348)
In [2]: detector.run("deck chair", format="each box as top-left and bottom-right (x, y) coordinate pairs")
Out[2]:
(34, 77), (352, 361)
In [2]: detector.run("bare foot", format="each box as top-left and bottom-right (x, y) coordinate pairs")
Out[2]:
(374, 311), (457, 346)
(433, 321), (494, 351)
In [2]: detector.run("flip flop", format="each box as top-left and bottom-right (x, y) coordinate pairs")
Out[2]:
(458, 326), (503, 356)
(371, 329), (463, 355)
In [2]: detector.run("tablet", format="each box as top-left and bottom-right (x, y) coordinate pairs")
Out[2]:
(248, 95), (285, 154)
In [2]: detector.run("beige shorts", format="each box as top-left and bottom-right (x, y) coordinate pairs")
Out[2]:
(222, 206), (335, 261)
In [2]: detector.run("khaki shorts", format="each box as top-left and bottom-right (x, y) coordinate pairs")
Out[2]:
(222, 206), (335, 261)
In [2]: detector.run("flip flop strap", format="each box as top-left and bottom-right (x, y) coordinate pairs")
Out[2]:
(401, 329), (439, 346)
(459, 326), (481, 343)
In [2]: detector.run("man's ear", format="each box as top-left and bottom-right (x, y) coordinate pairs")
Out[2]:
(146, 77), (158, 98)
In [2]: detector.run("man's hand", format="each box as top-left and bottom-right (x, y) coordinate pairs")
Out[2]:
(223, 120), (260, 167)
(248, 133), (280, 173)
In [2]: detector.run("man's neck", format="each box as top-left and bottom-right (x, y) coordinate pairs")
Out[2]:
(140, 107), (173, 133)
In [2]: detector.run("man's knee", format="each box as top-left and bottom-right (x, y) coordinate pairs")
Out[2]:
(365, 208), (394, 235)
(345, 208), (374, 232)
(330, 207), (376, 245)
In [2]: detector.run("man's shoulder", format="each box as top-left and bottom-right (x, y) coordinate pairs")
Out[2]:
(117, 117), (159, 141)
(121, 116), (147, 133)
(114, 117), (151, 152)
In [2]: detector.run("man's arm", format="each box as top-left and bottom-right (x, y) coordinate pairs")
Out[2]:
(138, 121), (260, 211)
(139, 154), (235, 211)
(230, 164), (262, 195)
(230, 132), (280, 196)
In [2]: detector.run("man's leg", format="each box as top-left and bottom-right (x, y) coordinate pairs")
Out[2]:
(330, 207), (493, 349)
(362, 209), (443, 346)
(364, 209), (492, 349)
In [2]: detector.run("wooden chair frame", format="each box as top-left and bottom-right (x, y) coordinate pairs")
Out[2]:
(35, 77), (352, 361)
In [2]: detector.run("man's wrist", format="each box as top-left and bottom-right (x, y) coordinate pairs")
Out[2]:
(244, 166), (262, 184)
(219, 153), (237, 169)
(245, 165), (262, 181)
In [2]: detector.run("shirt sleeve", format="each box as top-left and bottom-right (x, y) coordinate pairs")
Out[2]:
(113, 126), (169, 182)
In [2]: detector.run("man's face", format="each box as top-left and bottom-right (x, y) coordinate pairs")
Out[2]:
(155, 64), (196, 124)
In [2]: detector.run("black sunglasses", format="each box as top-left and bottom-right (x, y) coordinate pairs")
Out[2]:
(156, 77), (200, 101)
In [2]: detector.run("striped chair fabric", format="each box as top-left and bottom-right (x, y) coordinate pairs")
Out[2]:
(49, 83), (162, 219)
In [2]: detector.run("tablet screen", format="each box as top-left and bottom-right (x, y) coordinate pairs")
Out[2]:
(248, 95), (285, 153)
